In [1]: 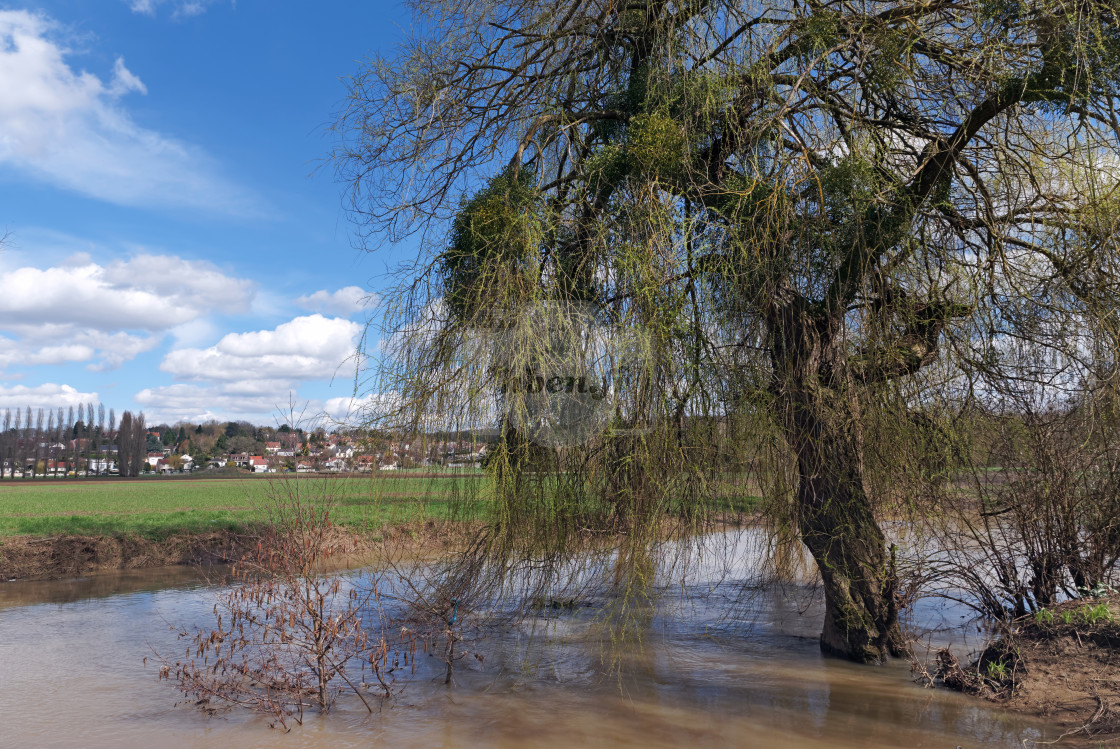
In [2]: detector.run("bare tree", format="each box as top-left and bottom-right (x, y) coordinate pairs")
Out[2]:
(85, 401), (95, 477)
(66, 406), (75, 477)
(44, 409), (55, 476)
(108, 408), (116, 474)
(12, 408), (23, 478)
(32, 408), (44, 478)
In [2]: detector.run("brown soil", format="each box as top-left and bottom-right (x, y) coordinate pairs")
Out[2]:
(934, 595), (1120, 746)
(0, 520), (479, 582)
(0, 531), (254, 580)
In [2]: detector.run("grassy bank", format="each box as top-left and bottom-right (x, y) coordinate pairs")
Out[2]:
(0, 470), (759, 580)
(0, 472), (489, 580)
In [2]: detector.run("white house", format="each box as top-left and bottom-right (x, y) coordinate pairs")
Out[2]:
(89, 458), (117, 475)
(323, 457), (348, 472)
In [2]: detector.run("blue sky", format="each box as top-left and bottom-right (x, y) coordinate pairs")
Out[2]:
(0, 1), (415, 426)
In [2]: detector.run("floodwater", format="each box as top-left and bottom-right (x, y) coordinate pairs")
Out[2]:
(0, 540), (1057, 749)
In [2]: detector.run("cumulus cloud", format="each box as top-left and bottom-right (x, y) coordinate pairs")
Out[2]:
(0, 253), (254, 333)
(294, 287), (379, 317)
(159, 314), (361, 382)
(134, 383), (294, 424)
(83, 331), (163, 371)
(0, 338), (91, 370)
(0, 10), (256, 213)
(0, 253), (252, 372)
(322, 393), (397, 425)
(0, 383), (99, 409)
(0, 331), (160, 375)
(137, 315), (364, 423)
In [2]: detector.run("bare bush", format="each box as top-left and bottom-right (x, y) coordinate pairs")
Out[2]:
(159, 476), (484, 726)
(161, 478), (387, 727)
(923, 402), (1120, 622)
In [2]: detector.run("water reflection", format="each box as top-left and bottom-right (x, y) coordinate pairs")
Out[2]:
(0, 536), (1053, 749)
(0, 564), (224, 610)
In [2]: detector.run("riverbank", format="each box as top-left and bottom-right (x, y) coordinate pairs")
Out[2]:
(0, 519), (478, 580)
(3, 517), (1111, 745)
(933, 594), (1120, 746)
(0, 529), (251, 580)
(0, 472), (486, 579)
(0, 543), (1047, 749)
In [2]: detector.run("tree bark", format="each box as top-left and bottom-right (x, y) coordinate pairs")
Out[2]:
(770, 303), (905, 663)
(789, 394), (904, 663)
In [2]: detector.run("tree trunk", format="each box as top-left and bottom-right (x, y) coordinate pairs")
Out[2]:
(771, 307), (904, 663)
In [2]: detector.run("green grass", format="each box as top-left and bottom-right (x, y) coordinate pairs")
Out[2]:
(985, 661), (1009, 681)
(1078, 603), (1114, 625)
(0, 474), (489, 539)
(1033, 602), (1115, 628)
(0, 470), (760, 540)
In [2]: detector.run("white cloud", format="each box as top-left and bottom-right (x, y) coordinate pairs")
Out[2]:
(103, 254), (255, 315)
(128, 0), (158, 15)
(168, 318), (220, 348)
(135, 382), (338, 426)
(0, 383), (99, 410)
(139, 315), (364, 424)
(323, 393), (396, 425)
(0, 10), (256, 213)
(0, 338), (91, 369)
(0, 330), (161, 375)
(295, 286), (379, 317)
(0, 253), (254, 333)
(137, 384), (376, 428)
(25, 344), (96, 366)
(160, 315), (362, 382)
(127, 0), (227, 19)
(107, 57), (146, 96)
(0, 253), (251, 373)
(135, 383), (295, 424)
(83, 331), (163, 371)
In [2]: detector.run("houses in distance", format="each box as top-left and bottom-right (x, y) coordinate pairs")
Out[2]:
(0, 410), (493, 478)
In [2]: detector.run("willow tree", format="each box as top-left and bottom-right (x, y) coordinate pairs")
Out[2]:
(335, 0), (1120, 662)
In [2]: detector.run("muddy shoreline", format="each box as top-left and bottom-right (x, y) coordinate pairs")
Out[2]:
(0, 530), (254, 581)
(0, 521), (474, 581)
(930, 595), (1120, 746)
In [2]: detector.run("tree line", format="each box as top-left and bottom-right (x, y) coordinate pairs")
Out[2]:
(0, 409), (354, 478)
(0, 404), (147, 478)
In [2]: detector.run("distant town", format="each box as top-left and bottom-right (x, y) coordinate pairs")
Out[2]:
(0, 405), (490, 477)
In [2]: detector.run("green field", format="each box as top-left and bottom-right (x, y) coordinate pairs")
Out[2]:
(0, 468), (762, 539)
(0, 473), (488, 538)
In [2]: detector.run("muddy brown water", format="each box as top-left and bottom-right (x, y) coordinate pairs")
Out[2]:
(0, 547), (1057, 749)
